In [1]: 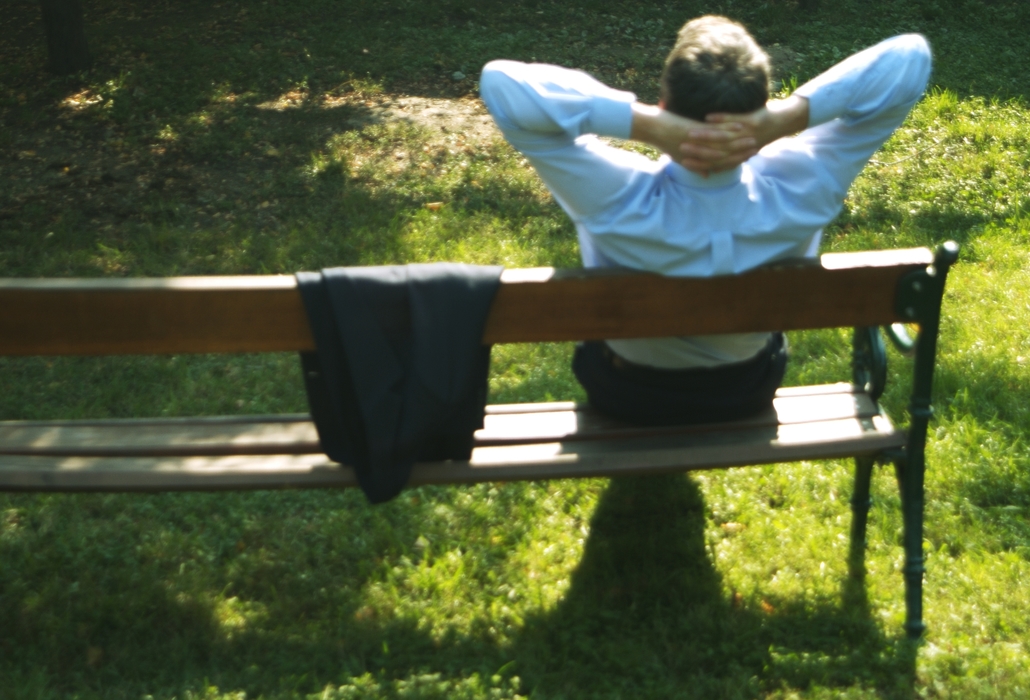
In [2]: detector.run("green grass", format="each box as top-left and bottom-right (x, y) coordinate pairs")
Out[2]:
(2, 0), (1030, 697)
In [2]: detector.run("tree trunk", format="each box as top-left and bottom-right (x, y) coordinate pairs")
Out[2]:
(40, 0), (91, 75)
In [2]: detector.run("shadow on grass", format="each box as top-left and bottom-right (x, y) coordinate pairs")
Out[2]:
(934, 351), (1030, 433)
(928, 351), (1030, 517)
(0, 488), (468, 696)
(835, 204), (989, 251)
(1, 475), (920, 698)
(508, 474), (917, 698)
(5, 0), (1027, 282)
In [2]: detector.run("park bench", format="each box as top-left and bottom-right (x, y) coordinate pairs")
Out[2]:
(0, 242), (958, 638)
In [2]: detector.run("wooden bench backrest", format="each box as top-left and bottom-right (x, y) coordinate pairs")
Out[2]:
(0, 248), (933, 357)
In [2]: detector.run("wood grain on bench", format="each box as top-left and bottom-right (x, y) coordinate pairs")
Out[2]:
(0, 248), (931, 356)
(0, 383), (904, 492)
(0, 383), (878, 456)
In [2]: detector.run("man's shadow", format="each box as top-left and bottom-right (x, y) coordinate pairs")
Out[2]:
(507, 473), (919, 697)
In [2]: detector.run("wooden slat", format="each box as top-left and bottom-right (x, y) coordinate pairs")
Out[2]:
(0, 414), (904, 492)
(428, 415), (905, 484)
(0, 248), (932, 356)
(474, 387), (881, 446)
(0, 417), (321, 457)
(479, 383), (868, 414)
(484, 249), (932, 343)
(0, 413), (312, 428)
(0, 384), (877, 457)
(0, 454), (349, 491)
(0, 276), (314, 356)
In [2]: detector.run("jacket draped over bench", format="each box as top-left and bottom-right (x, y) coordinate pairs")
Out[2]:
(297, 263), (502, 503)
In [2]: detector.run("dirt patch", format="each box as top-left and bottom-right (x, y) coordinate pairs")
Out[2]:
(342, 94), (501, 144)
(251, 86), (502, 142)
(0, 90), (505, 240)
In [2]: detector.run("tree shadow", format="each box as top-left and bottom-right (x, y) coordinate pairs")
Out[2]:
(1, 473), (923, 698)
(3, 0), (1026, 281)
(0, 486), (498, 696)
(5, 0), (1029, 108)
(0, 0), (984, 694)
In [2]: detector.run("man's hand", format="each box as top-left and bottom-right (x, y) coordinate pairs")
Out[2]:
(677, 120), (759, 175)
(631, 104), (755, 172)
(631, 95), (809, 175)
(681, 94), (810, 174)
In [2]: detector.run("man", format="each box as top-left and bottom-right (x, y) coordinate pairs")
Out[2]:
(480, 16), (931, 425)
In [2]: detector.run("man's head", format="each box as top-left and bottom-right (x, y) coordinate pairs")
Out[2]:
(661, 16), (770, 121)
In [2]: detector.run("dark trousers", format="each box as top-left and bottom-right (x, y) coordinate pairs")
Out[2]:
(572, 333), (788, 426)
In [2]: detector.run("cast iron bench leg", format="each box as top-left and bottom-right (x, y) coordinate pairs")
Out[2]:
(899, 450), (927, 639)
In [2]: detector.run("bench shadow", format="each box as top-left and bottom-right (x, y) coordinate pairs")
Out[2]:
(506, 473), (917, 698)
(1, 472), (921, 698)
(165, 474), (919, 698)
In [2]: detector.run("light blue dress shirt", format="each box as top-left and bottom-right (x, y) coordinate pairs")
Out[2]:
(481, 34), (932, 368)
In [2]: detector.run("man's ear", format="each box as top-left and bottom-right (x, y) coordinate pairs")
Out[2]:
(658, 98), (666, 110)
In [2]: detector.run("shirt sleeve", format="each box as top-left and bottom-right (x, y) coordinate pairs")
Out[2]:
(480, 60), (635, 139)
(753, 34), (932, 214)
(479, 60), (655, 222)
(795, 34), (932, 130)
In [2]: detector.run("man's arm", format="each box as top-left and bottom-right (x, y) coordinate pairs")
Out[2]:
(480, 60), (751, 181)
(689, 35), (931, 181)
(481, 60), (680, 223)
(480, 60), (636, 144)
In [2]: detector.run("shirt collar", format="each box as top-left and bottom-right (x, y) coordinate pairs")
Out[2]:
(665, 160), (744, 188)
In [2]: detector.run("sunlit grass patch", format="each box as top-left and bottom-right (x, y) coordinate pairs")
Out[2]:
(489, 343), (582, 405)
(4, 0), (1030, 696)
(830, 91), (1030, 251)
(356, 481), (596, 647)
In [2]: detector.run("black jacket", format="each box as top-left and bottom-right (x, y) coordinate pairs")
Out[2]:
(297, 263), (502, 503)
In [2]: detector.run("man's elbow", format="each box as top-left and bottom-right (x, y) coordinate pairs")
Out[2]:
(479, 60), (520, 102)
(875, 34), (932, 103)
(897, 34), (933, 82)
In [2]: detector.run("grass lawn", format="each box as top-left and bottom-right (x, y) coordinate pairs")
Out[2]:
(2, 0), (1030, 697)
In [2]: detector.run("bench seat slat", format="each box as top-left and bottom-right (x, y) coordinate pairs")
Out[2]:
(477, 388), (881, 445)
(0, 454), (346, 491)
(0, 415), (902, 492)
(0, 419), (322, 457)
(481, 383), (871, 414)
(0, 390), (904, 492)
(0, 384), (878, 457)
